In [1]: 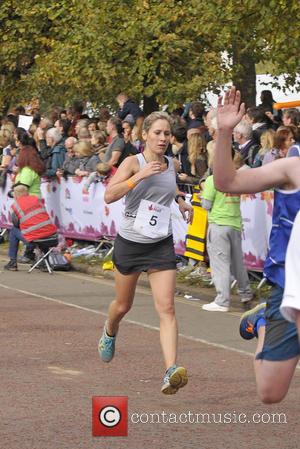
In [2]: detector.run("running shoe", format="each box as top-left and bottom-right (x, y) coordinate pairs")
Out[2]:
(98, 322), (117, 363)
(239, 302), (266, 340)
(161, 365), (188, 395)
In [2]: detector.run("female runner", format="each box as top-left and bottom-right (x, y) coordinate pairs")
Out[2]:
(98, 111), (193, 394)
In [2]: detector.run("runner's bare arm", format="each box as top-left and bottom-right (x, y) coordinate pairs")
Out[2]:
(213, 87), (294, 194)
(215, 154), (297, 194)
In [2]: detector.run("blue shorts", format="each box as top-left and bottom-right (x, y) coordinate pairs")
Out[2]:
(256, 286), (300, 361)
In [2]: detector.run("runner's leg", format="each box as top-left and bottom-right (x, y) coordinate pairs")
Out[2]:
(230, 228), (252, 301)
(106, 268), (140, 336)
(254, 350), (299, 403)
(148, 269), (177, 369)
(241, 286), (300, 403)
(254, 322), (298, 404)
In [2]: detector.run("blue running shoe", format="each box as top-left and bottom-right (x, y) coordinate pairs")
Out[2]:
(98, 322), (117, 363)
(239, 302), (266, 340)
(161, 365), (188, 395)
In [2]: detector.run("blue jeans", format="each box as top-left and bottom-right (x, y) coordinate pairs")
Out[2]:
(8, 226), (33, 261)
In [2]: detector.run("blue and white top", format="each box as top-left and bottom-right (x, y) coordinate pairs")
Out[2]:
(264, 188), (300, 288)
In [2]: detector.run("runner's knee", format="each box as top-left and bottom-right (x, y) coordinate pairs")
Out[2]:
(257, 384), (288, 404)
(114, 300), (133, 316)
(155, 300), (175, 317)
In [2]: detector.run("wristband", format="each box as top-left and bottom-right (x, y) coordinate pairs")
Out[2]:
(126, 178), (136, 190)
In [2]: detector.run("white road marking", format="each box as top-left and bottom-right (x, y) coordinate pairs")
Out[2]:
(0, 281), (253, 358)
(48, 366), (83, 376)
(1, 281), (299, 368)
(58, 271), (242, 316)
(0, 259), (239, 315)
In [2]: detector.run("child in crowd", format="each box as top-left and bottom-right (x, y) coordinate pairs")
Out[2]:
(82, 162), (116, 193)
(91, 130), (108, 159)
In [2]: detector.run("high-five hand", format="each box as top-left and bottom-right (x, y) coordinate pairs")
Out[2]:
(217, 86), (245, 130)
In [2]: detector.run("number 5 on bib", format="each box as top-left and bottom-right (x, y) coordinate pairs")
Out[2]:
(133, 199), (171, 238)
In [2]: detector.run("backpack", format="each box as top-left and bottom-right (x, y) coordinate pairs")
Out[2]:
(48, 253), (71, 271)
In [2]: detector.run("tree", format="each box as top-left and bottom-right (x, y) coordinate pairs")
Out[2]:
(21, 0), (229, 110)
(206, 0), (300, 107)
(0, 1), (57, 111)
(0, 0), (299, 113)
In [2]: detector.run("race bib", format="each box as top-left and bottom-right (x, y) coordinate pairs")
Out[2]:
(133, 199), (171, 238)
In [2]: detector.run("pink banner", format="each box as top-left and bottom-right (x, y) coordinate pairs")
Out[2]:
(0, 175), (273, 268)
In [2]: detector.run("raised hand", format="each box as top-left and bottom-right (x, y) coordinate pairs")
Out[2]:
(217, 86), (245, 130)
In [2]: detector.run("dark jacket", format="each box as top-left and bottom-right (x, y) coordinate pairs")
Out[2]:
(39, 139), (66, 177)
(117, 99), (143, 121)
(187, 119), (205, 130)
(251, 124), (269, 145)
(239, 139), (260, 167)
(173, 140), (189, 173)
(172, 141), (195, 193)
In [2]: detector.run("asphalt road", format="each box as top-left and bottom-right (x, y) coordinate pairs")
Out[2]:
(1, 265), (299, 449)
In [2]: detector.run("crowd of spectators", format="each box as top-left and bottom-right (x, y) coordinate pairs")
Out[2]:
(1, 90), (299, 192)
(0, 89), (299, 276)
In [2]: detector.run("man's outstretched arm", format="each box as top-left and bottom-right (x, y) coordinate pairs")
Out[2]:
(213, 87), (291, 194)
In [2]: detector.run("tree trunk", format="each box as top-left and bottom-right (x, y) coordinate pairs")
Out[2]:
(232, 44), (256, 109)
(143, 94), (159, 115)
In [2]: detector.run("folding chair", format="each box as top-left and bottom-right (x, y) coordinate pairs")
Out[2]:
(28, 233), (59, 275)
(94, 238), (114, 259)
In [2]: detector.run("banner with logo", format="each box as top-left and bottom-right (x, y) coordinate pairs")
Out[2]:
(0, 175), (273, 269)
(240, 191), (273, 271)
